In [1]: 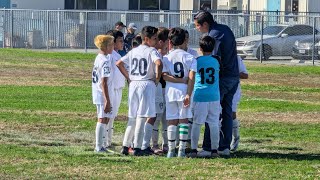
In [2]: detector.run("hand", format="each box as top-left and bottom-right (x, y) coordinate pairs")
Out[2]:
(104, 101), (112, 113)
(183, 94), (190, 107)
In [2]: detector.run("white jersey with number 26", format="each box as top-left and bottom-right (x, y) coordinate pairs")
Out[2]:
(120, 44), (161, 81)
(92, 53), (114, 104)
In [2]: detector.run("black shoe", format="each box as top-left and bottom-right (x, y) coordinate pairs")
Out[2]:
(120, 146), (129, 155)
(141, 147), (154, 156)
(133, 148), (143, 156)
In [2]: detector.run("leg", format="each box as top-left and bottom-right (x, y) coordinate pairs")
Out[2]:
(121, 117), (136, 155)
(167, 119), (179, 158)
(142, 117), (156, 153)
(152, 115), (161, 148)
(133, 117), (146, 156)
(106, 118), (114, 147)
(160, 112), (168, 150)
(178, 119), (189, 157)
(231, 112), (240, 151)
(207, 101), (221, 157)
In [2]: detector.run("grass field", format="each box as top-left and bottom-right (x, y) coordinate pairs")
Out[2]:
(0, 48), (320, 179)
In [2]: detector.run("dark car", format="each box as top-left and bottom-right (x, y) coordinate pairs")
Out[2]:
(292, 36), (320, 60)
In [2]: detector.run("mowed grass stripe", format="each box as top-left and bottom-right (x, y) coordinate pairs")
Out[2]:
(246, 63), (320, 75)
(242, 84), (320, 93)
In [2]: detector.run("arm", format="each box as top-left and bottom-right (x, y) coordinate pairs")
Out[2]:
(101, 77), (112, 113)
(154, 59), (163, 84)
(183, 70), (195, 107)
(116, 60), (130, 83)
(162, 72), (188, 84)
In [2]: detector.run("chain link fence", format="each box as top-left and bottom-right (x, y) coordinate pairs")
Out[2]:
(0, 9), (319, 64)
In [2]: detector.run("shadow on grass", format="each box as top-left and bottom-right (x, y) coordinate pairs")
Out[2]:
(233, 150), (320, 161)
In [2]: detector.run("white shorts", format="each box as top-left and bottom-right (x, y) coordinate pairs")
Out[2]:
(96, 104), (114, 119)
(155, 85), (165, 114)
(193, 101), (221, 125)
(112, 88), (123, 117)
(232, 85), (241, 112)
(128, 80), (156, 118)
(166, 101), (192, 120)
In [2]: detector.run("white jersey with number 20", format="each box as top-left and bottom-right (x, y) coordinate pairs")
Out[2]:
(120, 44), (161, 81)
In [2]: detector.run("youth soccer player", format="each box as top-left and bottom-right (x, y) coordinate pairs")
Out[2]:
(230, 56), (249, 151)
(190, 36), (221, 158)
(104, 30), (126, 148)
(162, 27), (196, 158)
(117, 26), (162, 156)
(92, 35), (115, 152)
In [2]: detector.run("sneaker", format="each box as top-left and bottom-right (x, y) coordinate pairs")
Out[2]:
(95, 147), (107, 153)
(133, 148), (143, 156)
(218, 149), (230, 157)
(141, 147), (154, 156)
(197, 150), (212, 158)
(189, 149), (198, 158)
(152, 146), (163, 155)
(162, 144), (169, 153)
(120, 146), (129, 156)
(230, 137), (240, 152)
(211, 149), (219, 158)
(177, 150), (186, 158)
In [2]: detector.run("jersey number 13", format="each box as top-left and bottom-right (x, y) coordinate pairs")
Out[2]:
(199, 67), (215, 84)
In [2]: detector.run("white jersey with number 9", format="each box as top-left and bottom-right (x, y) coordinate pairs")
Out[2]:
(120, 44), (161, 81)
(162, 49), (197, 102)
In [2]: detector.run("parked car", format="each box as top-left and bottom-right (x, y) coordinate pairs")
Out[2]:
(236, 24), (319, 60)
(292, 36), (320, 60)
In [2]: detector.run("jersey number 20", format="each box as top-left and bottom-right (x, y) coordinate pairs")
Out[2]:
(131, 58), (147, 76)
(199, 67), (215, 84)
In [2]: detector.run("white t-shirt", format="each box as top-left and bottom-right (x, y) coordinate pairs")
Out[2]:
(120, 44), (161, 81)
(162, 49), (197, 102)
(112, 50), (126, 89)
(234, 56), (248, 100)
(187, 48), (199, 58)
(92, 53), (114, 104)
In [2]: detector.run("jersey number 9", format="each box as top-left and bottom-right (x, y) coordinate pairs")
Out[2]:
(174, 62), (184, 78)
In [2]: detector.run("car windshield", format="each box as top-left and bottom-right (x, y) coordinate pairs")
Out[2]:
(256, 26), (286, 35)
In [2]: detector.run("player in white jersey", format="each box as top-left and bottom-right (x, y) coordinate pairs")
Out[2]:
(141, 27), (169, 155)
(92, 35), (115, 153)
(184, 30), (199, 58)
(117, 26), (162, 156)
(162, 28), (197, 158)
(230, 56), (248, 151)
(104, 30), (126, 148)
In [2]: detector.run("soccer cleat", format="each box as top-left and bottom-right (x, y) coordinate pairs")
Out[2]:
(95, 147), (107, 153)
(218, 149), (230, 157)
(189, 149), (198, 158)
(133, 148), (144, 156)
(141, 147), (154, 156)
(152, 146), (163, 155)
(128, 147), (134, 155)
(211, 150), (220, 158)
(120, 146), (129, 156)
(167, 151), (176, 158)
(177, 150), (186, 158)
(197, 150), (212, 158)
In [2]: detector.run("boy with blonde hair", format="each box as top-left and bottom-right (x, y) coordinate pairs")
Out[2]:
(92, 35), (115, 152)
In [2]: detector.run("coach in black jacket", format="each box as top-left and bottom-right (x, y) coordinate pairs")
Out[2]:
(194, 11), (240, 156)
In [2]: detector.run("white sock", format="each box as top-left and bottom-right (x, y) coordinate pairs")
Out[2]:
(160, 113), (168, 145)
(142, 122), (154, 150)
(122, 117), (136, 147)
(95, 122), (105, 151)
(208, 122), (219, 151)
(106, 118), (114, 147)
(191, 123), (201, 150)
(152, 116), (160, 147)
(179, 123), (189, 151)
(167, 125), (177, 152)
(233, 119), (240, 139)
(133, 117), (146, 149)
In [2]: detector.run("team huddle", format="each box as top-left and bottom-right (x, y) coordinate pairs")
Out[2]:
(92, 11), (248, 158)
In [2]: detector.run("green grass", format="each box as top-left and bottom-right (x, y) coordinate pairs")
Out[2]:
(0, 49), (320, 179)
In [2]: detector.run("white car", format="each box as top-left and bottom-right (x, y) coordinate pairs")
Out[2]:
(236, 24), (318, 60)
